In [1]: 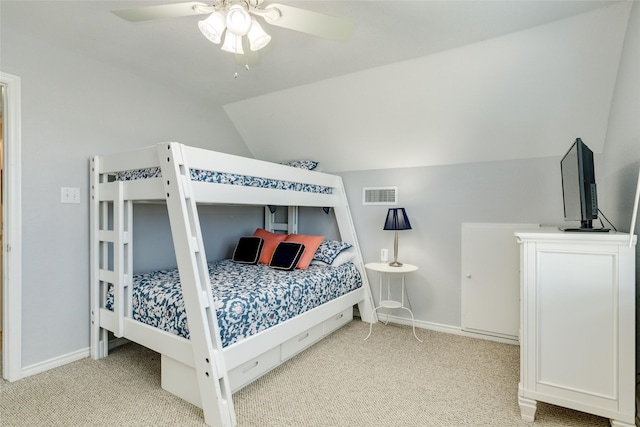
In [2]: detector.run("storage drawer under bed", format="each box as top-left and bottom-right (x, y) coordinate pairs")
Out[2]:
(281, 323), (324, 361)
(323, 307), (353, 335)
(230, 307), (353, 390)
(228, 346), (281, 392)
(161, 308), (355, 402)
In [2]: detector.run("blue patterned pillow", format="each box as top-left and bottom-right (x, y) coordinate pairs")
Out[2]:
(313, 240), (353, 264)
(280, 160), (318, 170)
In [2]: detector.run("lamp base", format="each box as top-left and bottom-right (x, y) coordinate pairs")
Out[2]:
(389, 231), (403, 267)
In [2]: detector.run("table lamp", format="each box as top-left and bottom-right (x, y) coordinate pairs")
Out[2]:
(383, 207), (412, 267)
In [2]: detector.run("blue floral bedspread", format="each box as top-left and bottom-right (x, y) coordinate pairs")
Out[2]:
(105, 259), (361, 347)
(114, 167), (333, 194)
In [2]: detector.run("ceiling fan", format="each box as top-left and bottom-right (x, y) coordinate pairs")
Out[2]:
(112, 1), (355, 56)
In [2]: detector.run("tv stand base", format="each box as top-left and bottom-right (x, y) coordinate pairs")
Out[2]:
(559, 227), (610, 232)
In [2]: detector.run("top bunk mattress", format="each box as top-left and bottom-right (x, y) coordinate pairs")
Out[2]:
(106, 259), (361, 348)
(114, 167), (333, 195)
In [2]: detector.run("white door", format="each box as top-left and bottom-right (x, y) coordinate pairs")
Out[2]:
(1, 72), (23, 382)
(461, 223), (538, 341)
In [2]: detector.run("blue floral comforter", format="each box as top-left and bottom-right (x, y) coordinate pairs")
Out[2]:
(114, 167), (333, 194)
(105, 259), (361, 347)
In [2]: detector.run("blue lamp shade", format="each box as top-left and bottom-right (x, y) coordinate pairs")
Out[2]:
(383, 208), (411, 267)
(383, 208), (412, 231)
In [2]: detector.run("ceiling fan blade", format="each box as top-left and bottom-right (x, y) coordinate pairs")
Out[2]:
(262, 4), (354, 41)
(112, 2), (209, 22)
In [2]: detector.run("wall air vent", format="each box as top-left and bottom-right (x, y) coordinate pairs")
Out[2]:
(362, 186), (398, 205)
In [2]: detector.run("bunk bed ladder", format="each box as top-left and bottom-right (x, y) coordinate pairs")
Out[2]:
(90, 156), (107, 359)
(90, 157), (133, 359)
(264, 206), (298, 233)
(158, 143), (236, 427)
(332, 176), (377, 324)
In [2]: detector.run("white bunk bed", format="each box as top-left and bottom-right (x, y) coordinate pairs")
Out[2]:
(90, 142), (376, 427)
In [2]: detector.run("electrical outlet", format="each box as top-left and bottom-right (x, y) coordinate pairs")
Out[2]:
(61, 187), (80, 204)
(380, 248), (388, 262)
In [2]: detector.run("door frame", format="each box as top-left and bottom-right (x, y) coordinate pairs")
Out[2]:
(1, 71), (23, 382)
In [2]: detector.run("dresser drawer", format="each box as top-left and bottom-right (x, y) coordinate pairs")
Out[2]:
(281, 323), (323, 361)
(323, 307), (352, 335)
(228, 346), (280, 392)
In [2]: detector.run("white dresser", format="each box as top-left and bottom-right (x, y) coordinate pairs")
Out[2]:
(515, 229), (636, 427)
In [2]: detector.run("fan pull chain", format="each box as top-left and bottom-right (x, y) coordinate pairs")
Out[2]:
(232, 55), (250, 78)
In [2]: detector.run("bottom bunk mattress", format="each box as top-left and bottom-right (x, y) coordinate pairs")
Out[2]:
(106, 259), (362, 347)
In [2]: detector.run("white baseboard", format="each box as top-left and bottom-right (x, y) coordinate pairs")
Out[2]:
(376, 313), (519, 345)
(21, 347), (90, 379)
(18, 316), (516, 379)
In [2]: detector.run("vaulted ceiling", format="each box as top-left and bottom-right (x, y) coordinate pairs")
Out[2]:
(1, 1), (634, 171)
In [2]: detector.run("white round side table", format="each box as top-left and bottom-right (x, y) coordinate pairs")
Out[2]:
(364, 262), (422, 342)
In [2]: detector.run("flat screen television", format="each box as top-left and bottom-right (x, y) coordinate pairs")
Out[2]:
(560, 138), (608, 232)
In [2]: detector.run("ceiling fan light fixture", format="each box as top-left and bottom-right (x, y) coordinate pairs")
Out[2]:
(225, 4), (252, 36)
(198, 11), (226, 44)
(260, 5), (282, 24)
(221, 31), (244, 54)
(247, 18), (271, 51)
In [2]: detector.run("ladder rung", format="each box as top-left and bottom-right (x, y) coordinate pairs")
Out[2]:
(98, 230), (129, 244)
(201, 290), (210, 308)
(99, 269), (116, 284)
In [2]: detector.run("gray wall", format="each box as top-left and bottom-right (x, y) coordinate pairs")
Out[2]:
(298, 207), (341, 239)
(340, 156), (565, 327)
(132, 204), (264, 273)
(599, 1), (640, 378)
(2, 2), (638, 372)
(601, 0), (640, 258)
(1, 29), (251, 367)
(131, 205), (339, 276)
(340, 0), (639, 344)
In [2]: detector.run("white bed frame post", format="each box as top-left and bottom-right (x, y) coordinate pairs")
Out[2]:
(113, 181), (132, 339)
(90, 156), (108, 358)
(90, 156), (134, 358)
(157, 143), (236, 427)
(333, 177), (376, 323)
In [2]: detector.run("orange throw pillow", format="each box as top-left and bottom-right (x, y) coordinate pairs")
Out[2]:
(285, 234), (324, 269)
(253, 228), (287, 264)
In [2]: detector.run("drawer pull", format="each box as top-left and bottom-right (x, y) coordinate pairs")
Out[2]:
(242, 361), (259, 374)
(298, 332), (310, 342)
(335, 313), (344, 320)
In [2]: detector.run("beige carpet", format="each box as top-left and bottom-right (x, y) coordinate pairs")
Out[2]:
(1, 320), (611, 426)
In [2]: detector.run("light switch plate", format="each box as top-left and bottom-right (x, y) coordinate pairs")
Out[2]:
(61, 187), (80, 204)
